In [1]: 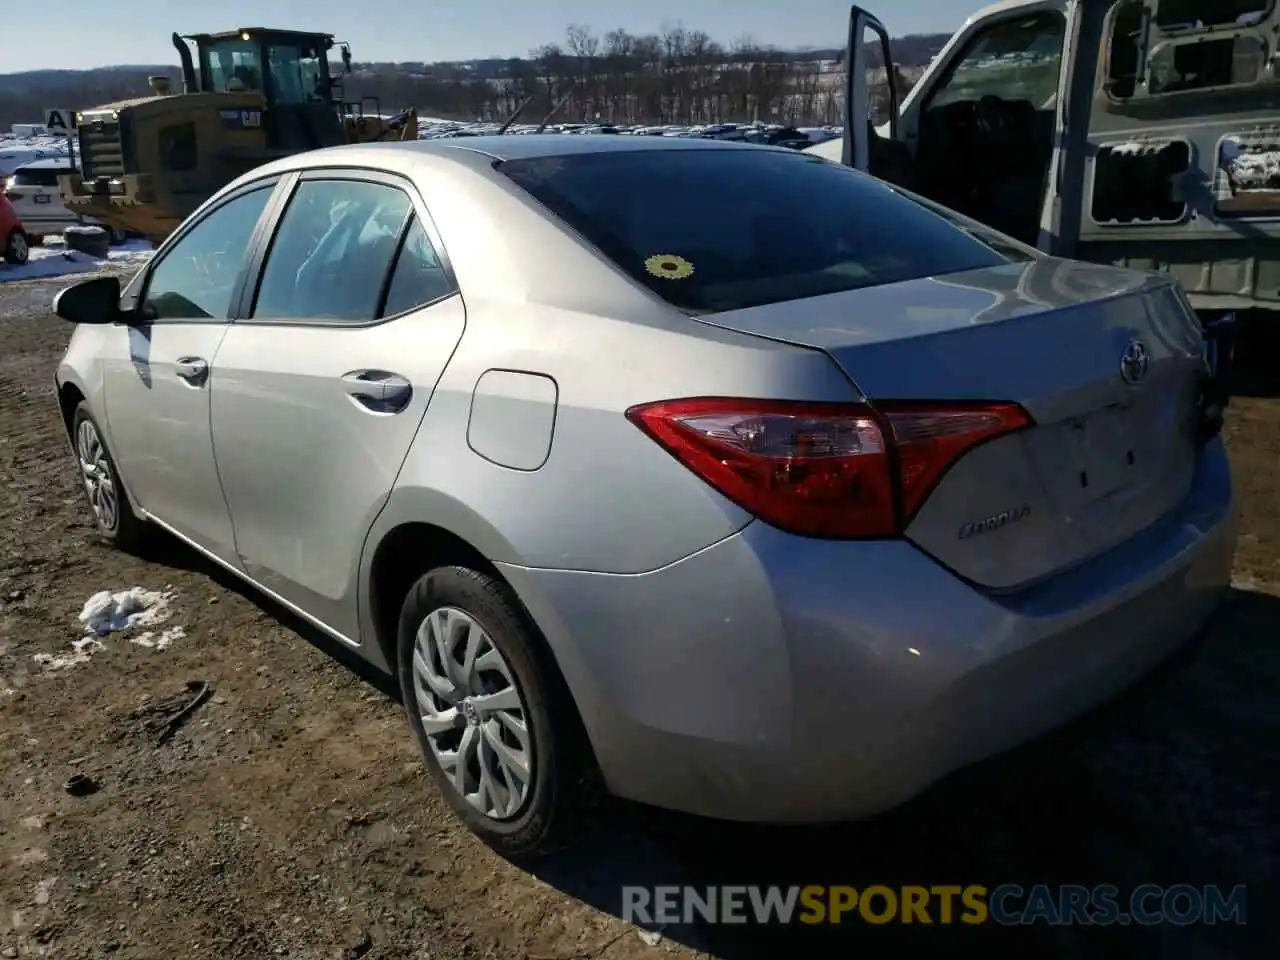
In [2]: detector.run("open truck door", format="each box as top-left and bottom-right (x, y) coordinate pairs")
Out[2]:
(832, 1), (1074, 250)
(841, 7), (899, 172)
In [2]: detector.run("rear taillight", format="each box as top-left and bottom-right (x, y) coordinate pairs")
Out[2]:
(880, 403), (1031, 520)
(626, 397), (1031, 539)
(3, 191), (20, 202)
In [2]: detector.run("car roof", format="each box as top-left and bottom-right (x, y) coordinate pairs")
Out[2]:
(284, 133), (789, 170)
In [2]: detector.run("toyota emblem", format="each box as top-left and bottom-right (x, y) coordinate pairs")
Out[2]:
(1120, 340), (1149, 386)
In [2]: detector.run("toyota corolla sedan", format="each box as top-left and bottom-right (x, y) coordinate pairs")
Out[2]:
(52, 136), (1237, 858)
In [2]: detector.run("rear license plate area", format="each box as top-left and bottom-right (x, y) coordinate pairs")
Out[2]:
(34, 194), (51, 204)
(1029, 402), (1162, 511)
(1067, 408), (1137, 502)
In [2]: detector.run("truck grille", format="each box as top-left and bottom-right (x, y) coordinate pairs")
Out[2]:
(78, 116), (136, 180)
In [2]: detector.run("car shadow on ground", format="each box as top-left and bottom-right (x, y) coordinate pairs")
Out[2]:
(130, 535), (402, 700)
(133, 539), (1278, 959)
(530, 588), (1279, 959)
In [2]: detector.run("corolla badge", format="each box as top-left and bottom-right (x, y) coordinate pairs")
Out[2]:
(1120, 339), (1150, 386)
(958, 505), (1031, 540)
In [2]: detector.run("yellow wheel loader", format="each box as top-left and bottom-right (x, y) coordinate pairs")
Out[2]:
(59, 28), (419, 244)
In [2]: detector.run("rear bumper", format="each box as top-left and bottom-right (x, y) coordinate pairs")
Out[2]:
(498, 438), (1237, 823)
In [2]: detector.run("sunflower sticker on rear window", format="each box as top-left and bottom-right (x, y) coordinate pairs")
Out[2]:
(643, 254), (695, 280)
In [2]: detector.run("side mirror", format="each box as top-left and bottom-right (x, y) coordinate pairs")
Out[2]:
(53, 275), (128, 325)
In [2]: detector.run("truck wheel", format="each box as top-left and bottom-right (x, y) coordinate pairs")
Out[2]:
(64, 226), (110, 258)
(108, 227), (129, 246)
(3, 229), (29, 265)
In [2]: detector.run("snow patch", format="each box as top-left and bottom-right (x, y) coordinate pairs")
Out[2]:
(0, 236), (153, 284)
(1220, 137), (1280, 190)
(31, 587), (182, 671)
(80, 587), (174, 635)
(1106, 140), (1172, 157)
(0, 134), (72, 176)
(131, 626), (187, 650)
(32, 636), (103, 672)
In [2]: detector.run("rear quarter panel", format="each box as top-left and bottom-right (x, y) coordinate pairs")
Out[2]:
(378, 294), (860, 573)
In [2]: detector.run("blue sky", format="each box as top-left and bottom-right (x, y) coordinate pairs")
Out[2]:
(7, 0), (977, 72)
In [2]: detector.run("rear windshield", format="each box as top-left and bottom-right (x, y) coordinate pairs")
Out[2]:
(497, 148), (1029, 314)
(12, 167), (63, 187)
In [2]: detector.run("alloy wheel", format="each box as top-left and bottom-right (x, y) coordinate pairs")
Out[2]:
(76, 418), (118, 532)
(411, 606), (533, 820)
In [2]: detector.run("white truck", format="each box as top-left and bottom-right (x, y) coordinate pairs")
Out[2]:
(811, 0), (1278, 325)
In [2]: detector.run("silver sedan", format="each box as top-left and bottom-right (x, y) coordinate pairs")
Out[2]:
(52, 135), (1237, 858)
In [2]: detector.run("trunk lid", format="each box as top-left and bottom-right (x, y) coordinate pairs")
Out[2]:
(698, 258), (1207, 590)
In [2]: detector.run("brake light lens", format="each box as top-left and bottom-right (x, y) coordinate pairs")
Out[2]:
(882, 404), (1032, 520)
(627, 397), (1031, 539)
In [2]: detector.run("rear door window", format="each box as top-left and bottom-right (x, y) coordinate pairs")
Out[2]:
(252, 179), (412, 323)
(498, 148), (1027, 314)
(380, 215), (455, 317)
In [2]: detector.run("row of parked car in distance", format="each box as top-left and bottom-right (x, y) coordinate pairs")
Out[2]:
(431, 119), (841, 151)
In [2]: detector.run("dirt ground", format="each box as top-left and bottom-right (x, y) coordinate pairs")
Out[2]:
(0, 270), (1276, 960)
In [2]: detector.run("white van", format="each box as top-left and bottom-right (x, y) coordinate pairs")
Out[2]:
(3, 158), (126, 244)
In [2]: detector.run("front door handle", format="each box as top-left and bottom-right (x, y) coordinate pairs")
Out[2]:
(175, 357), (209, 386)
(341, 370), (413, 413)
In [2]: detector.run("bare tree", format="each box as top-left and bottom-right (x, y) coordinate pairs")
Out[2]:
(0, 22), (953, 130)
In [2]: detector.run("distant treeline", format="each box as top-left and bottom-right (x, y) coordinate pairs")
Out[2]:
(0, 26), (951, 129)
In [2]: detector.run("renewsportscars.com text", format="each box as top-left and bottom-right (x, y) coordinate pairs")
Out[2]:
(622, 884), (1248, 926)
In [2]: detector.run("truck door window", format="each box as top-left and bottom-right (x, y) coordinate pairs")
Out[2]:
(928, 14), (1065, 111)
(912, 12), (1065, 245)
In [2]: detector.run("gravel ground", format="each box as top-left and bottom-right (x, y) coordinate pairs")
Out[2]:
(0, 270), (1276, 959)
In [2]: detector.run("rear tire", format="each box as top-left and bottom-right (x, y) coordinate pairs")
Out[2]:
(70, 402), (147, 550)
(3, 229), (29, 265)
(396, 565), (597, 859)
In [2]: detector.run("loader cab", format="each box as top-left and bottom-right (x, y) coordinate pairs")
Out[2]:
(186, 28), (346, 151)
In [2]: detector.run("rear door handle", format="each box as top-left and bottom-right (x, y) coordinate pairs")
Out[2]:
(175, 357), (209, 386)
(341, 370), (413, 413)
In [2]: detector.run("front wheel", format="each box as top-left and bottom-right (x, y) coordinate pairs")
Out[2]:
(108, 227), (129, 246)
(71, 403), (146, 549)
(397, 566), (597, 859)
(4, 229), (29, 265)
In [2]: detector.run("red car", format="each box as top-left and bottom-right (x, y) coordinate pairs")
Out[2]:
(0, 193), (31, 266)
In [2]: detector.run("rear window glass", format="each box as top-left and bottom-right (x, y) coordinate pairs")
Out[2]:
(12, 167), (63, 187)
(497, 148), (1027, 314)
